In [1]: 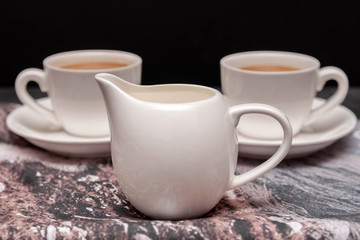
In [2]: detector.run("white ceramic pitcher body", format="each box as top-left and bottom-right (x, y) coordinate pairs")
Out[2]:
(96, 73), (292, 220)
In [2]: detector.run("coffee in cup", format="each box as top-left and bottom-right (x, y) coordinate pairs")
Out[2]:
(239, 65), (300, 72)
(60, 61), (129, 70)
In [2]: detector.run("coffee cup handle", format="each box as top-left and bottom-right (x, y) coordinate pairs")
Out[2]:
(15, 68), (60, 126)
(227, 104), (293, 189)
(305, 66), (349, 125)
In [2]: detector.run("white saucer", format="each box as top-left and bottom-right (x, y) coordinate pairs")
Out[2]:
(6, 98), (357, 159)
(237, 98), (357, 159)
(6, 98), (110, 158)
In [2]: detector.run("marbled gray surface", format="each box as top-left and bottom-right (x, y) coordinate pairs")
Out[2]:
(1, 102), (360, 239)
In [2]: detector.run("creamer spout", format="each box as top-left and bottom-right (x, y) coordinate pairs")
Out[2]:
(95, 73), (139, 98)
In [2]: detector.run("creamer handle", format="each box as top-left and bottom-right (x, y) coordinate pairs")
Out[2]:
(228, 104), (293, 189)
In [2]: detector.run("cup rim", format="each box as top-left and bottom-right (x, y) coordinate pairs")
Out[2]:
(220, 50), (320, 75)
(43, 49), (142, 72)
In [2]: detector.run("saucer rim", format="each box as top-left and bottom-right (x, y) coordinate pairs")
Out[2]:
(237, 98), (357, 147)
(6, 98), (111, 145)
(237, 98), (357, 158)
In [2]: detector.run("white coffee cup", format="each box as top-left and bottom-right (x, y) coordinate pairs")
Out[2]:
(15, 50), (142, 137)
(220, 51), (349, 139)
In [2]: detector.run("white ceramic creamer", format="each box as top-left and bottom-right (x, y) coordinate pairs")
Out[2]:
(95, 73), (293, 220)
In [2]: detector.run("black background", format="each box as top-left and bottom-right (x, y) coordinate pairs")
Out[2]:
(2, 0), (360, 87)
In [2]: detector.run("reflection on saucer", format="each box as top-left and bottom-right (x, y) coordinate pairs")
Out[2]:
(237, 98), (357, 159)
(6, 98), (110, 158)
